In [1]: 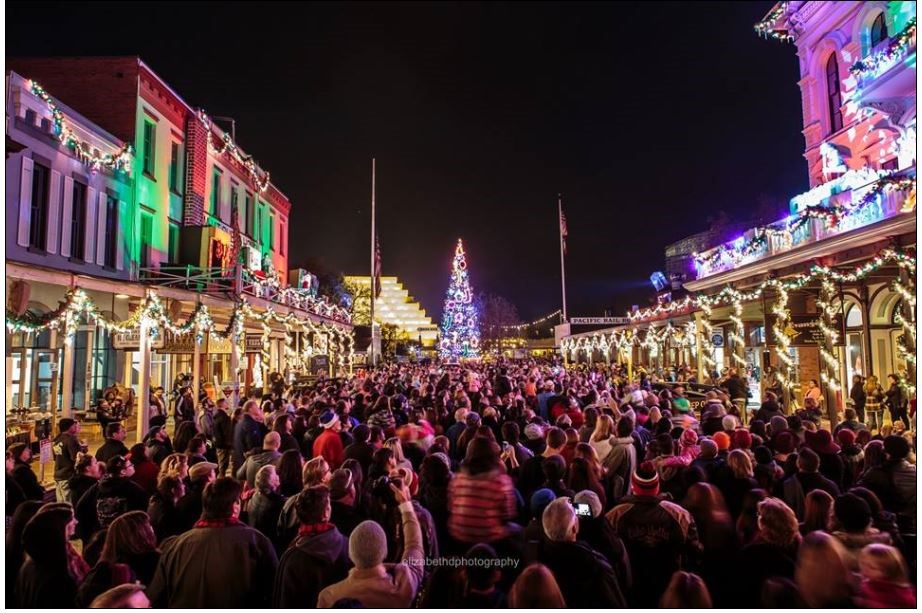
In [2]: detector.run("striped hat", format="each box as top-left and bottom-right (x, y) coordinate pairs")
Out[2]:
(631, 461), (660, 496)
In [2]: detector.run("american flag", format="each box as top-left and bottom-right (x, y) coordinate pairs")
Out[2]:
(374, 234), (382, 297)
(560, 208), (568, 256)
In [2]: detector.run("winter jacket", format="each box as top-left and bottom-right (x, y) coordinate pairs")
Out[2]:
(606, 494), (700, 607)
(856, 579), (916, 609)
(12, 461), (45, 501)
(52, 432), (81, 481)
(313, 429), (346, 470)
(539, 539), (627, 607)
(236, 449), (282, 489)
(233, 415), (267, 470)
(734, 539), (798, 607)
(839, 446), (864, 490)
(94, 438), (129, 465)
(130, 459), (160, 497)
(149, 520), (278, 608)
(317, 501), (424, 608)
(75, 475), (149, 541)
(831, 529), (892, 570)
(246, 490), (285, 551)
(448, 469), (517, 545)
(603, 436), (637, 500)
(777, 472), (840, 520)
(147, 494), (186, 543)
(212, 409), (234, 450)
(67, 474), (99, 508)
(273, 526), (351, 607)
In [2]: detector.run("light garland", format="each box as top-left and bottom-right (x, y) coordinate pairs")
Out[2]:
(242, 268), (350, 324)
(727, 290), (747, 369)
(768, 281), (794, 391)
(29, 80), (133, 173)
(199, 110), (271, 193)
(498, 309), (562, 331)
(893, 274), (917, 395)
(850, 17), (917, 80)
(816, 278), (841, 393)
(695, 175), (916, 277)
(754, 1), (794, 42)
(698, 301), (717, 373)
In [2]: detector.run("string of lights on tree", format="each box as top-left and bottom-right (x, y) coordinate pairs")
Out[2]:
(694, 175), (916, 273)
(767, 280), (794, 391)
(198, 110), (271, 193)
(29, 80), (133, 173)
(439, 239), (481, 360)
(850, 17), (917, 80)
(7, 289), (354, 372)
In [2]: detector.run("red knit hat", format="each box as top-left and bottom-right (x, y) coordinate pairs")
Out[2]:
(680, 429), (698, 447)
(631, 461), (660, 496)
(836, 428), (856, 446)
(732, 429), (753, 450)
(713, 431), (731, 451)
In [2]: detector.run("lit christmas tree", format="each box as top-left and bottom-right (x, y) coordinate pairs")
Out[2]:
(439, 239), (481, 360)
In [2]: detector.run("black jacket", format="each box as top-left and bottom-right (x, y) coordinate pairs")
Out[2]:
(246, 491), (285, 552)
(213, 409), (234, 449)
(148, 494), (186, 543)
(539, 539), (627, 607)
(273, 526), (351, 608)
(67, 474), (98, 508)
(12, 461), (45, 501)
(95, 438), (129, 464)
(75, 475), (149, 541)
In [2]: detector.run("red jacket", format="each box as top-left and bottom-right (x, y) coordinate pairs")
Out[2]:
(312, 430), (345, 470)
(857, 579), (916, 609)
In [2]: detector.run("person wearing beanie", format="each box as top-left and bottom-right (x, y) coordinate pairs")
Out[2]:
(690, 438), (729, 489)
(606, 461), (700, 607)
(712, 431), (731, 459)
(804, 429), (845, 490)
(523, 488), (557, 548)
(313, 409), (346, 470)
(148, 478), (278, 608)
(836, 429), (864, 490)
(273, 485), (350, 607)
(317, 480), (423, 607)
(754, 398), (784, 424)
(753, 446), (784, 491)
(658, 428), (701, 470)
(328, 467), (364, 537)
(573, 489), (633, 593)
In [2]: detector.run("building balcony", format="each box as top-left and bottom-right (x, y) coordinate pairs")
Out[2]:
(694, 167), (916, 279)
(849, 19), (917, 108)
(138, 265), (235, 293)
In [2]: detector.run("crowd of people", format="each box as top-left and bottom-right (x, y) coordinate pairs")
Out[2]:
(5, 358), (918, 608)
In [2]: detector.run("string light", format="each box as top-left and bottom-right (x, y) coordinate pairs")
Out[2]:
(29, 80), (133, 173)
(199, 110), (271, 193)
(753, 1), (794, 42)
(727, 290), (747, 369)
(850, 17), (917, 80)
(816, 278), (841, 392)
(497, 309), (562, 331)
(768, 280), (794, 391)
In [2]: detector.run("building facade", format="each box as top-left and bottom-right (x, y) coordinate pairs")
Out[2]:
(6, 59), (352, 443)
(344, 275), (440, 354)
(561, 1), (916, 424)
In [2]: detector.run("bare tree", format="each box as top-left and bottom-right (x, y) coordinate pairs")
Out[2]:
(343, 279), (373, 325)
(476, 292), (520, 353)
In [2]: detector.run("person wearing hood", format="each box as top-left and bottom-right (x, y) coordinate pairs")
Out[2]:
(237, 432), (283, 489)
(273, 484), (350, 607)
(804, 429), (845, 489)
(17, 502), (90, 608)
(657, 429), (701, 470)
(831, 493), (892, 570)
(754, 398), (784, 424)
(9, 442), (45, 503)
(74, 455), (148, 543)
(233, 400), (268, 472)
(753, 445), (784, 492)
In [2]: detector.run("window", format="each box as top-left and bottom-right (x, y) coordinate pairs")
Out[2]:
(268, 213), (275, 249)
(881, 157), (900, 171)
(104, 195), (118, 268)
(231, 187), (239, 227)
(143, 121), (156, 177)
(168, 222), (180, 262)
(244, 192), (253, 236)
(140, 212), (153, 268)
(29, 162), (50, 250)
(826, 54), (843, 134)
(279, 221), (286, 256)
(211, 169), (221, 216)
(169, 142), (182, 193)
(255, 206), (262, 244)
(870, 13), (888, 48)
(71, 180), (87, 259)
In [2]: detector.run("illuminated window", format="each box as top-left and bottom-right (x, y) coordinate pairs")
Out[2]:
(143, 121), (156, 177)
(870, 13), (888, 48)
(169, 142), (183, 194)
(826, 54), (843, 134)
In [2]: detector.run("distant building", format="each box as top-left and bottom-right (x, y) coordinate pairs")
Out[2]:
(344, 276), (439, 350)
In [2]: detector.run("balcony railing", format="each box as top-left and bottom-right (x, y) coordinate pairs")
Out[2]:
(694, 168), (916, 278)
(138, 266), (235, 292)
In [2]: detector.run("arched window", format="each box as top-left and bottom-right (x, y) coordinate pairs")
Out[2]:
(870, 13), (888, 48)
(826, 54), (843, 133)
(846, 304), (863, 328)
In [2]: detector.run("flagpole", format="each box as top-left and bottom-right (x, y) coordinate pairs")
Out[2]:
(370, 158), (377, 365)
(558, 194), (568, 323)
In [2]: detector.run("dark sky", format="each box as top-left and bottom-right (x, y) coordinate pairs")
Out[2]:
(7, 1), (807, 322)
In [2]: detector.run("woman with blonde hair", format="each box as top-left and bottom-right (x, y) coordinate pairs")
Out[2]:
(864, 374), (885, 432)
(508, 563), (566, 608)
(660, 571), (712, 608)
(384, 437), (413, 473)
(589, 414), (615, 461)
(723, 449), (757, 519)
(795, 530), (856, 607)
(856, 543), (916, 608)
(301, 455), (331, 487)
(735, 498), (801, 606)
(157, 453), (188, 481)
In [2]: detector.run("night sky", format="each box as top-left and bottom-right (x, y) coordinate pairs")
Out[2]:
(7, 1), (808, 323)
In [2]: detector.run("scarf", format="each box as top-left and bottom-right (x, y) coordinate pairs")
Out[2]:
(298, 522), (335, 538)
(194, 517), (241, 529)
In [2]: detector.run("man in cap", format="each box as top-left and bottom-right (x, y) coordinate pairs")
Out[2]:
(313, 409), (345, 470)
(606, 461), (700, 607)
(52, 418), (82, 502)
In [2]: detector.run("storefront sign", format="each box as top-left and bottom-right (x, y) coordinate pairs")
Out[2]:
(245, 334), (264, 353)
(310, 355), (329, 376)
(766, 314), (845, 347)
(569, 317), (631, 325)
(39, 438), (52, 463)
(207, 335), (234, 355)
(711, 332), (724, 347)
(158, 332), (196, 354)
(112, 330), (166, 351)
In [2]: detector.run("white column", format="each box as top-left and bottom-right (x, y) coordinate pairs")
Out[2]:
(229, 336), (240, 409)
(49, 329), (59, 414)
(192, 336), (202, 409)
(84, 328), (95, 410)
(61, 334), (75, 417)
(136, 319), (151, 444)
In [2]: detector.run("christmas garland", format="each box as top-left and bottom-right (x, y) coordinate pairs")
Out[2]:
(850, 17), (917, 79)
